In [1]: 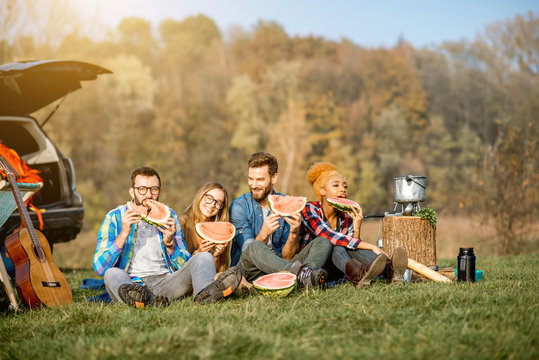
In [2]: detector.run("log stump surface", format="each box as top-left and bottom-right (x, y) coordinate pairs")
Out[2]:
(381, 215), (437, 267)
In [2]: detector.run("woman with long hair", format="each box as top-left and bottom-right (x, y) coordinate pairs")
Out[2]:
(300, 162), (408, 287)
(179, 182), (231, 272)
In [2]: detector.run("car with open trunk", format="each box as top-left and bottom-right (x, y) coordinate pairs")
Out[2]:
(0, 60), (111, 250)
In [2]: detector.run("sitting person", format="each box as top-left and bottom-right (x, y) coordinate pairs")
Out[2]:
(300, 162), (408, 287)
(230, 152), (332, 288)
(179, 181), (231, 273)
(93, 167), (242, 307)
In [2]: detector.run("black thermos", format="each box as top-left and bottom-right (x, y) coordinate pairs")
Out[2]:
(457, 247), (476, 282)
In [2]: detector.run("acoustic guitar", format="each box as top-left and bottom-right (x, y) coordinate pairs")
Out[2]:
(0, 156), (72, 308)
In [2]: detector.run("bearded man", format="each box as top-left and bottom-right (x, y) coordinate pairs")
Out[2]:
(229, 152), (332, 288)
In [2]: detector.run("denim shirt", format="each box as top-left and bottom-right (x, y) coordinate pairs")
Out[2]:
(229, 191), (290, 265)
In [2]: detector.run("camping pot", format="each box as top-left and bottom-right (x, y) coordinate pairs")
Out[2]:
(394, 175), (426, 203)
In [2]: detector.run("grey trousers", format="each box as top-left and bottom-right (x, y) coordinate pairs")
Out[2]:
(331, 245), (378, 273)
(238, 237), (332, 282)
(104, 252), (216, 303)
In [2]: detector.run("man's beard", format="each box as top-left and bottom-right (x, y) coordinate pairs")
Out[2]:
(133, 196), (145, 206)
(250, 184), (272, 202)
(132, 193), (158, 208)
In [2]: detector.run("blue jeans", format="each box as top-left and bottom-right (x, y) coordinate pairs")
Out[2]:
(331, 245), (378, 273)
(104, 252), (216, 303)
(238, 237), (332, 282)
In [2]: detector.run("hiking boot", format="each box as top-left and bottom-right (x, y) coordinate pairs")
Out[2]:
(345, 254), (388, 288)
(296, 265), (327, 289)
(118, 283), (170, 308)
(387, 246), (408, 284)
(194, 266), (242, 304)
(151, 295), (170, 307)
(234, 276), (256, 295)
(118, 283), (152, 308)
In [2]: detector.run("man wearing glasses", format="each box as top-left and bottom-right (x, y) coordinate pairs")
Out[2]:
(230, 153), (332, 288)
(93, 167), (242, 308)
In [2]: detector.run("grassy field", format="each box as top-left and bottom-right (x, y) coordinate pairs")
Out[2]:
(1, 254), (537, 360)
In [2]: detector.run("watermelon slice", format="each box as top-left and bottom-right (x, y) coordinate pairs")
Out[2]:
(127, 200), (170, 227)
(195, 221), (236, 244)
(252, 272), (297, 297)
(326, 197), (360, 213)
(268, 195), (307, 216)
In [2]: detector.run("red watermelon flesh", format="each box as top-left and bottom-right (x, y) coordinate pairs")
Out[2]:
(145, 200), (169, 219)
(195, 222), (236, 243)
(268, 195), (307, 216)
(253, 272), (297, 289)
(326, 197), (360, 212)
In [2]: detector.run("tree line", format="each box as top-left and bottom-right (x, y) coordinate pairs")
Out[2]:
(1, 2), (537, 254)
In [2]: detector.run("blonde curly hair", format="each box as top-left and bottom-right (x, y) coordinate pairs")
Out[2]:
(306, 162), (341, 201)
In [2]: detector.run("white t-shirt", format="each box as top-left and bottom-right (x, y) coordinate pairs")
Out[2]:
(262, 206), (277, 255)
(127, 221), (170, 278)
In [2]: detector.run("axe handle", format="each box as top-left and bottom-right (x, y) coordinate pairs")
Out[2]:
(407, 258), (452, 284)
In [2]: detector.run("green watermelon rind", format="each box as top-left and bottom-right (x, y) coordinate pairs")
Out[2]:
(140, 213), (170, 228)
(268, 195), (307, 216)
(253, 283), (296, 298)
(195, 222), (236, 244)
(252, 272), (297, 298)
(326, 197), (359, 213)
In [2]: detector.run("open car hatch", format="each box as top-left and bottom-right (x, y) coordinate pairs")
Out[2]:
(0, 60), (112, 116)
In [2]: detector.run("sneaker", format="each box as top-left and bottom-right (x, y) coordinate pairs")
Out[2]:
(118, 283), (152, 308)
(194, 266), (242, 304)
(296, 265), (327, 289)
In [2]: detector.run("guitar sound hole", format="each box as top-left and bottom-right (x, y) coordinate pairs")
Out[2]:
(32, 244), (46, 261)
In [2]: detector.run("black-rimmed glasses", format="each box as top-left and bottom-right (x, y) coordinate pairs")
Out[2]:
(203, 193), (224, 210)
(133, 186), (160, 195)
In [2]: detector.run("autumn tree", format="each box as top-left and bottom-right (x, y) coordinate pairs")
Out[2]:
(476, 120), (537, 255)
(116, 17), (158, 66)
(230, 20), (291, 81)
(227, 75), (266, 155)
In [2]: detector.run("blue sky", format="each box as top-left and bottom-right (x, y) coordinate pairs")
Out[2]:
(87, 0), (538, 47)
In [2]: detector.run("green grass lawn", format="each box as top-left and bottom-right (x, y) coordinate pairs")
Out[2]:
(1, 254), (537, 360)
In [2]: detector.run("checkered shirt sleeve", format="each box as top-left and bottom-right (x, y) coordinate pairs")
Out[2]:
(300, 201), (361, 249)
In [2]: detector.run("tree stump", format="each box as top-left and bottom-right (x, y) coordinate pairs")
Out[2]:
(381, 215), (437, 267)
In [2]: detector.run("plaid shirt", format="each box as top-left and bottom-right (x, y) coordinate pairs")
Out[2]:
(93, 203), (191, 277)
(300, 201), (361, 249)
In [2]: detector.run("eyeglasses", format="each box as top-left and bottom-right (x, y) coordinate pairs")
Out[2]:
(133, 186), (160, 195)
(203, 193), (224, 210)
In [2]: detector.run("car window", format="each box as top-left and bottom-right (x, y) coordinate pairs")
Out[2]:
(0, 122), (40, 156)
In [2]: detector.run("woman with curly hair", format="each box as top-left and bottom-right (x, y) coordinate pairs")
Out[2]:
(179, 182), (231, 272)
(300, 162), (408, 287)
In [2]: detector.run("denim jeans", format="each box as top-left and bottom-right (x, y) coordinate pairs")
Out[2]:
(331, 245), (378, 273)
(238, 237), (332, 281)
(104, 252), (216, 303)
